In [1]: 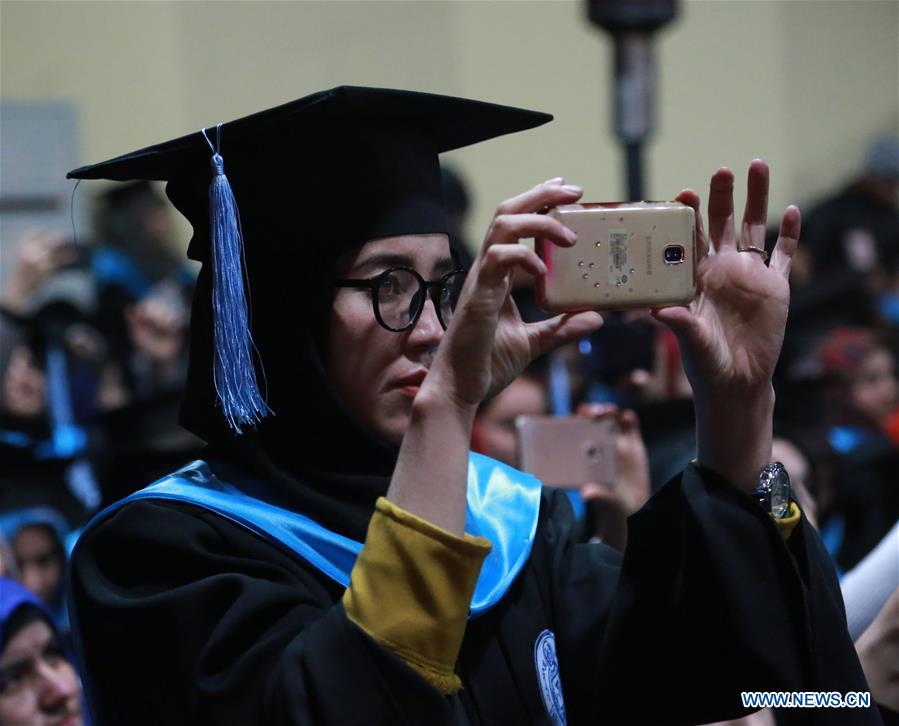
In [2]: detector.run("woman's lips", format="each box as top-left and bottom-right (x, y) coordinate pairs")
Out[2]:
(392, 370), (428, 395)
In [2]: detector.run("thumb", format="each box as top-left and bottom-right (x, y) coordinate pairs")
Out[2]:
(529, 311), (603, 358)
(651, 305), (700, 350)
(579, 481), (615, 504)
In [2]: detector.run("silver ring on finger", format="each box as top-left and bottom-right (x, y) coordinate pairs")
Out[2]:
(738, 245), (769, 263)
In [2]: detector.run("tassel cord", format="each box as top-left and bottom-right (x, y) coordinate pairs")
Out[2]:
(203, 126), (271, 433)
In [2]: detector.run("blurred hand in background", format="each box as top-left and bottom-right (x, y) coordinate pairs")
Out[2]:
(124, 290), (187, 367)
(1, 231), (77, 316)
(578, 403), (651, 552)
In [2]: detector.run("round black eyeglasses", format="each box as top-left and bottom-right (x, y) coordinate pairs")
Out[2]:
(335, 267), (467, 332)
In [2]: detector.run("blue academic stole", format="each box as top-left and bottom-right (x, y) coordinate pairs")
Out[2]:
(77, 453), (542, 617)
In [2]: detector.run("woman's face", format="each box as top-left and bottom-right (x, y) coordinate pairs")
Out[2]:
(849, 348), (899, 424)
(328, 234), (454, 446)
(12, 527), (62, 606)
(0, 619), (83, 726)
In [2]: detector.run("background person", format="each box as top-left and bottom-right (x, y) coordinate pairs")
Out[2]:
(0, 577), (84, 726)
(0, 507), (72, 631)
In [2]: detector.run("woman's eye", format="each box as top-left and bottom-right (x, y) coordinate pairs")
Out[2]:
(43, 644), (65, 664)
(380, 274), (402, 297)
(0, 668), (25, 694)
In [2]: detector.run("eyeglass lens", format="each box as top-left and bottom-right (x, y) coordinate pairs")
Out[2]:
(438, 271), (466, 326)
(376, 270), (466, 331)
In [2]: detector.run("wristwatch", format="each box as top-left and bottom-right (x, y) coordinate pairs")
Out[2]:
(753, 462), (794, 519)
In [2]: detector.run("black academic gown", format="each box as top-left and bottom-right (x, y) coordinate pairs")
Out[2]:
(70, 464), (879, 726)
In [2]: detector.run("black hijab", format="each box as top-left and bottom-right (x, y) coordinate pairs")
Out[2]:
(172, 129), (448, 540)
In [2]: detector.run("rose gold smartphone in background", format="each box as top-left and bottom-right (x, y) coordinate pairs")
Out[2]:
(515, 415), (617, 488)
(535, 201), (697, 313)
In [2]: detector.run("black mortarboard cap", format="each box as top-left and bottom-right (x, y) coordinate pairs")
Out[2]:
(68, 86), (552, 435)
(98, 179), (162, 208)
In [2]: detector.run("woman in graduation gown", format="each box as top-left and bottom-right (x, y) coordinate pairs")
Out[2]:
(67, 87), (878, 725)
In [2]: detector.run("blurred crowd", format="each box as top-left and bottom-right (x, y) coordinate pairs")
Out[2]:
(0, 138), (897, 723)
(0, 180), (202, 723)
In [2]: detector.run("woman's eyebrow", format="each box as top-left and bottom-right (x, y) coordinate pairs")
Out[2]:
(352, 253), (415, 274)
(434, 257), (457, 275)
(352, 254), (458, 277)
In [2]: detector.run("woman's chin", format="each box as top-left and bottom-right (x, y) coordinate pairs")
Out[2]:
(365, 407), (412, 448)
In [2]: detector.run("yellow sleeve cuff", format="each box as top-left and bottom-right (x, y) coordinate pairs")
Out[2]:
(773, 501), (801, 541)
(343, 497), (492, 694)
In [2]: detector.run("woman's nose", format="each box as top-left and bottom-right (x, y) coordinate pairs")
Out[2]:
(409, 298), (444, 345)
(36, 661), (77, 712)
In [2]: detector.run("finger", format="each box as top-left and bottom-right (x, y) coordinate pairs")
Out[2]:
(527, 311), (604, 359)
(707, 168), (737, 253)
(579, 481), (614, 503)
(675, 189), (709, 261)
(650, 305), (701, 351)
(485, 213), (578, 249)
(494, 179), (583, 217)
(741, 159), (769, 250)
(770, 205), (801, 279)
(617, 408), (641, 436)
(480, 243), (548, 284)
(50, 241), (79, 267)
(576, 401), (618, 419)
(26, 232), (64, 255)
(42, 232), (68, 249)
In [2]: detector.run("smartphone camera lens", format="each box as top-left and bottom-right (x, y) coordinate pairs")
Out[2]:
(663, 245), (685, 265)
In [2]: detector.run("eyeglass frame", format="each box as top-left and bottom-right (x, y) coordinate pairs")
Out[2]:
(334, 266), (467, 332)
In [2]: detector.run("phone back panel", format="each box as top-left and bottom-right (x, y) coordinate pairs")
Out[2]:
(515, 415), (616, 488)
(536, 202), (696, 312)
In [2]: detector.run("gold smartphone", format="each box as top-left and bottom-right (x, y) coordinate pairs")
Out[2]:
(535, 201), (697, 313)
(515, 415), (617, 488)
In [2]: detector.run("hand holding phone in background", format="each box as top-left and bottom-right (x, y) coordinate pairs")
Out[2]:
(1, 230), (79, 316)
(577, 403), (651, 553)
(515, 414), (617, 488)
(515, 404), (650, 552)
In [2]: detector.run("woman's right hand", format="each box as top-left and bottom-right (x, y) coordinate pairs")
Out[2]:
(397, 179), (602, 535)
(425, 178), (603, 411)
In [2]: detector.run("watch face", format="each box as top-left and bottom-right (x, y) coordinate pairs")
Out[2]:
(771, 484), (789, 519)
(770, 468), (791, 519)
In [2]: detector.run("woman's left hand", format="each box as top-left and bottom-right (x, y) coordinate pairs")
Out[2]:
(653, 160), (799, 397)
(653, 161), (800, 491)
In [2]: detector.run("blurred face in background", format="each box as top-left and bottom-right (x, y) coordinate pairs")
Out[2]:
(12, 527), (63, 605)
(0, 618), (82, 726)
(477, 375), (548, 467)
(849, 348), (899, 425)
